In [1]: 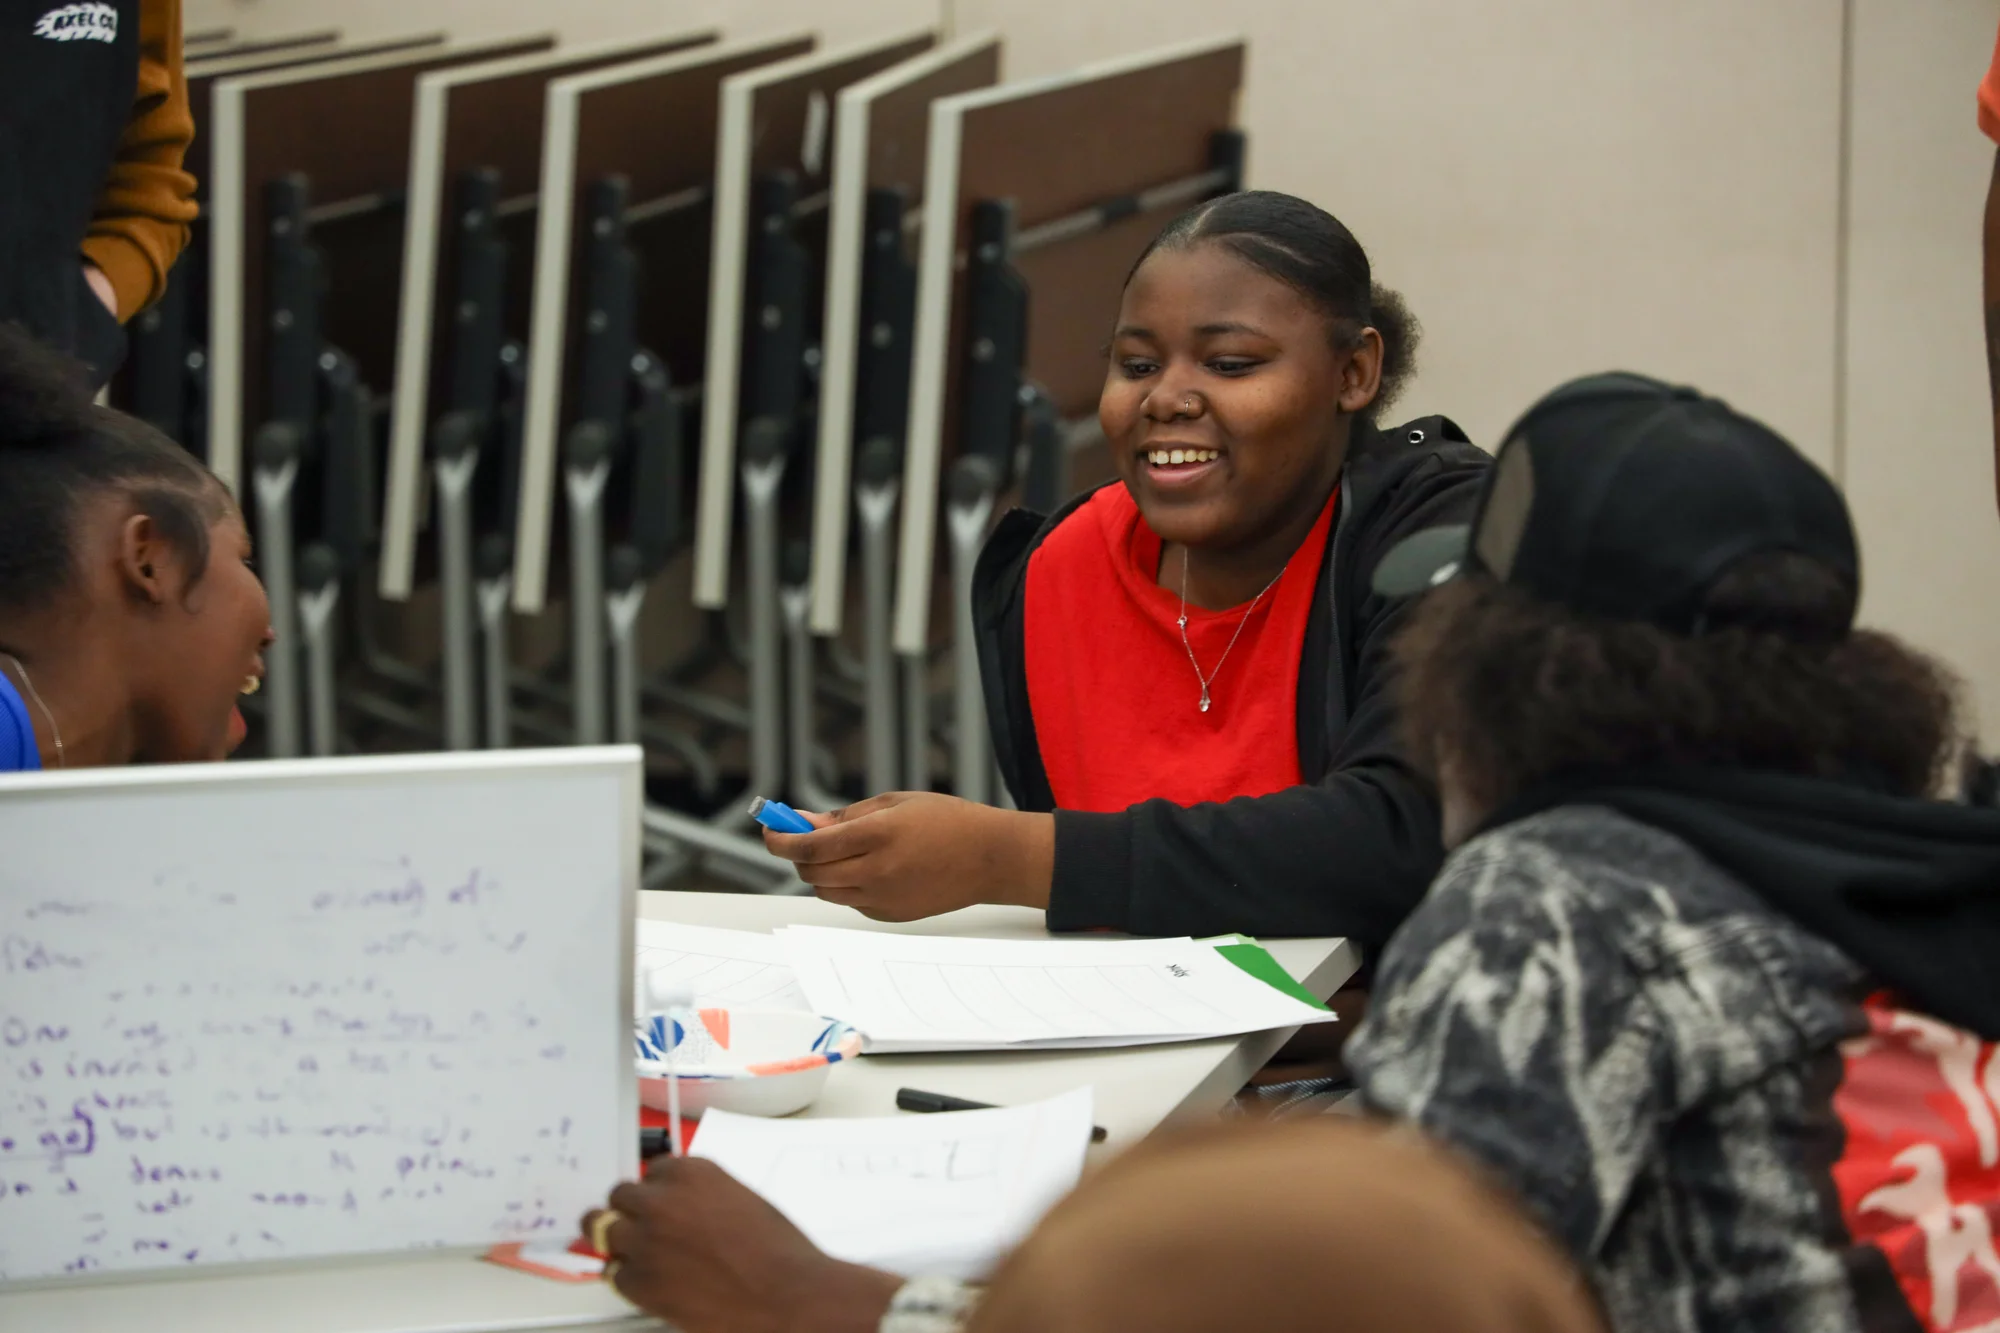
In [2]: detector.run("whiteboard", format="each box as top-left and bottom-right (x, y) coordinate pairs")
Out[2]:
(0, 748), (641, 1287)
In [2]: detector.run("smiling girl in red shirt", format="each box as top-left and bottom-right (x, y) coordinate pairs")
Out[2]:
(763, 191), (1489, 955)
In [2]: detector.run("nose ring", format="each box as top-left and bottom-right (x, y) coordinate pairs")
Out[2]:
(1180, 396), (1196, 415)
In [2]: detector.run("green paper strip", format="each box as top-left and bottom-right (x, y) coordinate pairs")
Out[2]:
(1211, 939), (1332, 1012)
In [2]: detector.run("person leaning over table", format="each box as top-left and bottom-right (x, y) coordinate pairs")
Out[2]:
(0, 324), (272, 771)
(760, 190), (1489, 966)
(1, 0), (199, 386)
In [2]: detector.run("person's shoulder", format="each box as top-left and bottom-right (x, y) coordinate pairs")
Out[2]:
(0, 670), (38, 772)
(973, 482), (1123, 616)
(1447, 804), (1758, 931)
(1355, 810), (1663, 1086)
(1480, 804), (1849, 942)
(1354, 412), (1490, 479)
(1439, 806), (1867, 1043)
(1398, 805), (1752, 979)
(1343, 412), (1490, 542)
(982, 483), (1120, 576)
(1038, 481), (1131, 553)
(1406, 807), (1649, 937)
(1470, 804), (1709, 887)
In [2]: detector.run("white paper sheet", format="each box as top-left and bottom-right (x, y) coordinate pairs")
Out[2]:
(777, 926), (1337, 1052)
(634, 920), (813, 1014)
(690, 1088), (1094, 1278)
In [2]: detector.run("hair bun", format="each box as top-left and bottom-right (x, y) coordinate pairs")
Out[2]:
(0, 323), (97, 448)
(1368, 284), (1422, 415)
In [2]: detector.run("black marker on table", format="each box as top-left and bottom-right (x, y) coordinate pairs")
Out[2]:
(897, 1087), (1108, 1143)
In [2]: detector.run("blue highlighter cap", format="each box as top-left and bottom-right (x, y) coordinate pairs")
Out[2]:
(749, 797), (816, 835)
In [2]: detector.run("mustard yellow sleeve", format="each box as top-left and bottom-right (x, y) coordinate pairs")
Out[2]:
(79, 0), (199, 321)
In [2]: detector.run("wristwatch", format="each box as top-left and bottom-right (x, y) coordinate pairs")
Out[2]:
(879, 1276), (981, 1333)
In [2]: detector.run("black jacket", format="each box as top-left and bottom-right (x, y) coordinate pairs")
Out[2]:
(973, 415), (1491, 951)
(1490, 766), (2000, 1038)
(0, 0), (137, 382)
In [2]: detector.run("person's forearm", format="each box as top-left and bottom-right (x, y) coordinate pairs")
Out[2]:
(810, 1262), (907, 1333)
(990, 809), (1054, 911)
(1045, 771), (1440, 945)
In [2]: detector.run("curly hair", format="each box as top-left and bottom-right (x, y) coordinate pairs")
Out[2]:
(1131, 190), (1422, 416)
(1390, 554), (1963, 816)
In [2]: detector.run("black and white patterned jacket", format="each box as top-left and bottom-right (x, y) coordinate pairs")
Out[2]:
(1348, 805), (2000, 1333)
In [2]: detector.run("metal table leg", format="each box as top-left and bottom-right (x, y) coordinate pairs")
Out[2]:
(783, 574), (845, 813)
(298, 546), (341, 758)
(856, 476), (900, 796)
(945, 458), (999, 805)
(739, 428), (787, 801)
(250, 425), (304, 759)
(563, 423), (614, 746)
(476, 570), (513, 749)
(432, 433), (480, 750)
(902, 653), (930, 792)
(606, 554), (646, 747)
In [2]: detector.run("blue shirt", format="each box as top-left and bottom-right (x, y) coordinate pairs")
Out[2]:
(0, 670), (42, 771)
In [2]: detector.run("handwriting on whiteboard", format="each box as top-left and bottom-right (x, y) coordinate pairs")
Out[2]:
(0, 852), (616, 1283)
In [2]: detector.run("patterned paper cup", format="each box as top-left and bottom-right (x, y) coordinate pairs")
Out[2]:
(634, 1008), (862, 1118)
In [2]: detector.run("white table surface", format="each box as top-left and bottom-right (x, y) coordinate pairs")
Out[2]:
(4, 890), (1356, 1333)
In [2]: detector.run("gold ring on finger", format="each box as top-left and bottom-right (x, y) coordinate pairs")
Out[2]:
(588, 1209), (623, 1257)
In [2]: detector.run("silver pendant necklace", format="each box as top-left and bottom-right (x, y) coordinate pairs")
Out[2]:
(1176, 548), (1281, 713)
(1, 652), (65, 767)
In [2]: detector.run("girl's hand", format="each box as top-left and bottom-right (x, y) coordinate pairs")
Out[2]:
(583, 1156), (900, 1333)
(762, 793), (1055, 920)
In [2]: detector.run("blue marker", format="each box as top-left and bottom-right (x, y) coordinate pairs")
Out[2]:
(749, 797), (816, 835)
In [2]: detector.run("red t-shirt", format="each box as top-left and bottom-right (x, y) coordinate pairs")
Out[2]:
(1022, 484), (1336, 814)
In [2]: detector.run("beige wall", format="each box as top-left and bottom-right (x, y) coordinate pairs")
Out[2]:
(1844, 0), (2000, 734)
(954, 0), (1845, 467)
(188, 0), (2000, 731)
(953, 0), (2000, 727)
